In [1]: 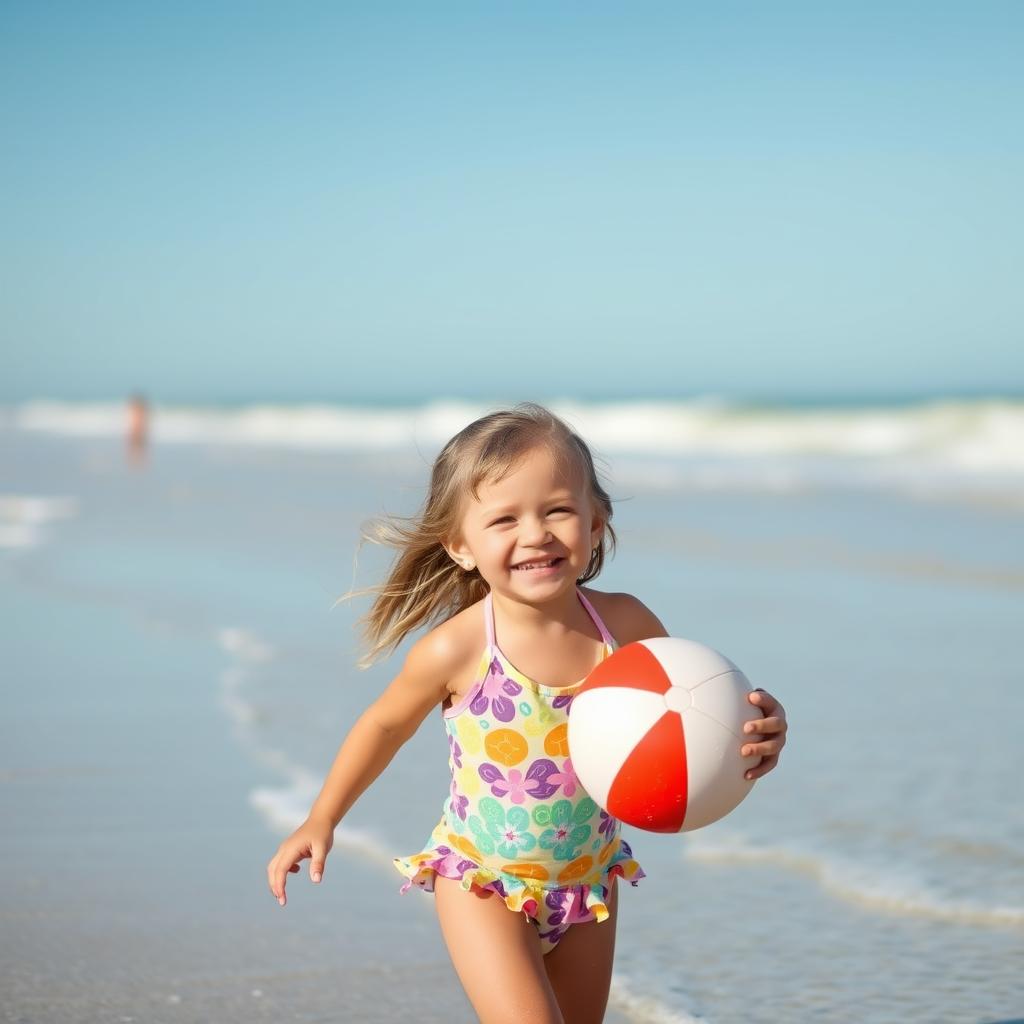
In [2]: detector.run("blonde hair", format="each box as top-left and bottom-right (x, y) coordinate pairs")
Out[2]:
(342, 402), (618, 668)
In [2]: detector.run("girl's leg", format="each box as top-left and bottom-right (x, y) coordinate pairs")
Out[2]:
(543, 875), (618, 1024)
(434, 875), (565, 1024)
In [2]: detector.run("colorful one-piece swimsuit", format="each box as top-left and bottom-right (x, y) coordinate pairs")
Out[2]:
(393, 587), (645, 955)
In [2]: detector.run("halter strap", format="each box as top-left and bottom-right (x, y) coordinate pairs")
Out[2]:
(484, 589), (496, 648)
(576, 588), (617, 646)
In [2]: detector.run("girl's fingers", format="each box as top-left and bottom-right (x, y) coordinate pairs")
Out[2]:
(745, 716), (786, 735)
(279, 861), (294, 902)
(749, 690), (787, 723)
(267, 859), (288, 905)
(744, 690), (786, 779)
(268, 844), (309, 905)
(310, 842), (327, 883)
(741, 738), (782, 757)
(745, 753), (779, 780)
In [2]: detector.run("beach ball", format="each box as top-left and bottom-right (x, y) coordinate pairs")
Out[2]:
(568, 638), (764, 833)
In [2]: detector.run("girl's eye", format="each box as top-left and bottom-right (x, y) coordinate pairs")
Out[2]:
(487, 508), (572, 526)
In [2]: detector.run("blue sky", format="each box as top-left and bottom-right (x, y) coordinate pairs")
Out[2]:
(2, 2), (1021, 403)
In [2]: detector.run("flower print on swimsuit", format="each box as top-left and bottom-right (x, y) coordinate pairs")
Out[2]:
(447, 732), (463, 769)
(536, 888), (602, 948)
(544, 887), (600, 930)
(536, 922), (569, 948)
(455, 759), (483, 799)
(454, 715), (485, 756)
(478, 758), (560, 802)
(547, 758), (578, 798)
(471, 657), (523, 722)
(467, 797), (538, 859)
(427, 845), (500, 887)
(448, 777), (469, 821)
(478, 765), (531, 803)
(521, 700), (558, 737)
(597, 808), (615, 839)
(534, 798), (596, 861)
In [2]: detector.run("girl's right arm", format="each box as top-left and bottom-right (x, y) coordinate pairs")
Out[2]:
(266, 628), (457, 906)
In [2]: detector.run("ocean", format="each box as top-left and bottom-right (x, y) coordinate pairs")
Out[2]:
(1, 396), (1021, 1023)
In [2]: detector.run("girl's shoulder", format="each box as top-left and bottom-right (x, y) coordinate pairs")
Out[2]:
(420, 597), (489, 701)
(578, 587), (670, 645)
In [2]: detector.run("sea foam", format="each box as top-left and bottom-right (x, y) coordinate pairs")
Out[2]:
(0, 494), (79, 550)
(683, 832), (1024, 929)
(6, 396), (1022, 464)
(10, 397), (1024, 508)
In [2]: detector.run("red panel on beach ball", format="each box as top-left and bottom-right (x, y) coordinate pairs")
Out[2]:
(583, 638), (672, 695)
(605, 710), (688, 833)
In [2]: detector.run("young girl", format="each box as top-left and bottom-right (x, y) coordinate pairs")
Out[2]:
(266, 402), (788, 1023)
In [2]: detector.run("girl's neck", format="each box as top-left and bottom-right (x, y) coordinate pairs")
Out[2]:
(490, 585), (591, 638)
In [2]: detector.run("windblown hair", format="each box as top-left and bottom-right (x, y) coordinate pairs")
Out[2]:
(341, 402), (617, 668)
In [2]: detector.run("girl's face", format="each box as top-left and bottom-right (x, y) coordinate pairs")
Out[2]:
(445, 444), (604, 600)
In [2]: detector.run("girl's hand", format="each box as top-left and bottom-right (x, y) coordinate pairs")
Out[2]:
(266, 815), (335, 907)
(742, 689), (787, 781)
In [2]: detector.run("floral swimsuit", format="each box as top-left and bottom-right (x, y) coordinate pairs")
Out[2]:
(393, 587), (645, 954)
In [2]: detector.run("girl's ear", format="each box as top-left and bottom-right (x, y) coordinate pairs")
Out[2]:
(589, 511), (605, 547)
(443, 538), (476, 572)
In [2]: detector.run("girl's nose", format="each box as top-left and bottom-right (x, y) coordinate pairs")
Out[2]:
(520, 518), (553, 545)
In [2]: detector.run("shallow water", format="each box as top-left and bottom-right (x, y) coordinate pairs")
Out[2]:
(2, 423), (1022, 1023)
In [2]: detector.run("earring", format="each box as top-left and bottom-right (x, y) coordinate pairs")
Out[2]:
(462, 560), (475, 571)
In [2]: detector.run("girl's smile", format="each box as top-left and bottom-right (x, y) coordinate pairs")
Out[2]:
(511, 557), (565, 573)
